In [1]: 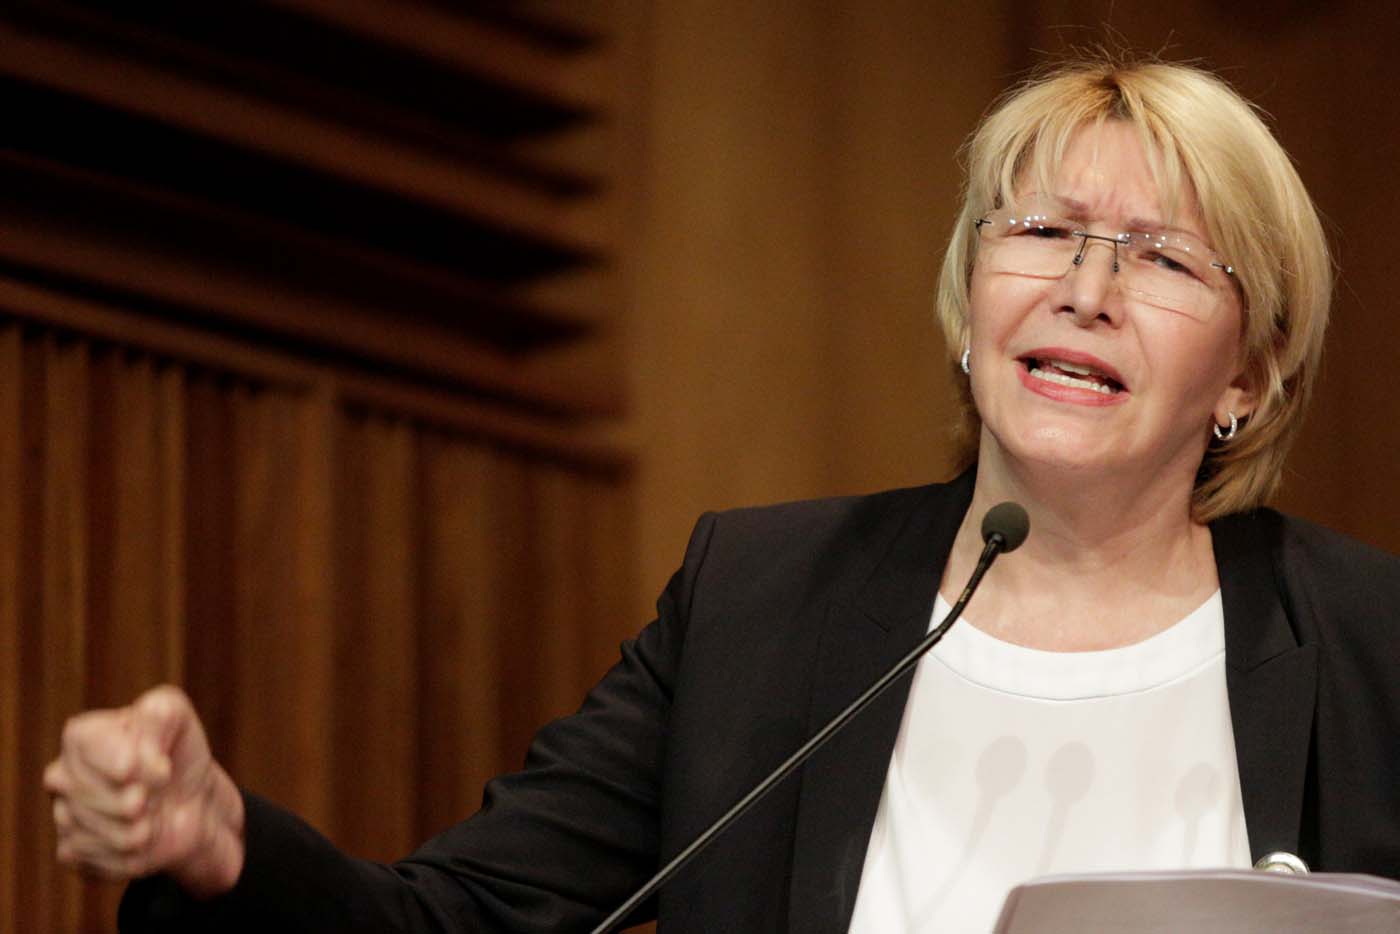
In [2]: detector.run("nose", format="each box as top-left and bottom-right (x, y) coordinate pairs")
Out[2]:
(1058, 236), (1122, 326)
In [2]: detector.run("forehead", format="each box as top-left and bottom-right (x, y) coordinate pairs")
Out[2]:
(1016, 122), (1206, 233)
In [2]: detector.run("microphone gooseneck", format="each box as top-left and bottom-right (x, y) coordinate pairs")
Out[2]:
(590, 502), (1030, 934)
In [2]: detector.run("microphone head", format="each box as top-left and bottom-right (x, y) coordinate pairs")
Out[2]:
(981, 501), (1030, 553)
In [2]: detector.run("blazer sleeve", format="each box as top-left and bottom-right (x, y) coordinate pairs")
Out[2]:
(117, 512), (720, 933)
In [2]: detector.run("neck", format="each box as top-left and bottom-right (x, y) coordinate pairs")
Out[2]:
(945, 446), (1218, 651)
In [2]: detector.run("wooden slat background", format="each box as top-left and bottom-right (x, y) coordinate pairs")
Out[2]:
(0, 3), (640, 928)
(0, 329), (21, 927)
(0, 318), (636, 930)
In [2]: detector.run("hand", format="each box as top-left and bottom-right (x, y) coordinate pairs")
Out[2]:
(43, 685), (246, 898)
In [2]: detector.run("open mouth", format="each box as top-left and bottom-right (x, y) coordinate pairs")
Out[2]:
(1019, 356), (1126, 395)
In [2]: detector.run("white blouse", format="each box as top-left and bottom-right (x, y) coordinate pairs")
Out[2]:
(847, 590), (1251, 933)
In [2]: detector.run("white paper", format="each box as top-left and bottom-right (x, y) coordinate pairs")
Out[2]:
(994, 869), (1400, 933)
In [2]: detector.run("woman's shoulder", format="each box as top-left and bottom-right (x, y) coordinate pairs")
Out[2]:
(1268, 509), (1400, 585)
(675, 476), (971, 605)
(1216, 507), (1400, 577)
(1221, 507), (1400, 640)
(702, 481), (949, 537)
(690, 474), (971, 563)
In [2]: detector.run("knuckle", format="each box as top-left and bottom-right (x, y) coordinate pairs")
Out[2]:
(111, 738), (140, 779)
(114, 818), (152, 855)
(142, 684), (190, 719)
(117, 785), (147, 818)
(43, 760), (68, 792)
(60, 717), (84, 750)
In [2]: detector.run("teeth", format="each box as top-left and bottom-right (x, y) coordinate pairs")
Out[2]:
(1049, 359), (1098, 377)
(1029, 367), (1117, 395)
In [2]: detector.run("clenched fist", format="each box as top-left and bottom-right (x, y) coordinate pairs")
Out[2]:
(43, 685), (246, 898)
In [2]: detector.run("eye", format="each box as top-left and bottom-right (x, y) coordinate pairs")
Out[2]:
(1144, 251), (1197, 278)
(1014, 220), (1075, 240)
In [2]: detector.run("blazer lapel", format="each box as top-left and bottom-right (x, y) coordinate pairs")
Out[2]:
(1213, 510), (1318, 864)
(786, 474), (972, 934)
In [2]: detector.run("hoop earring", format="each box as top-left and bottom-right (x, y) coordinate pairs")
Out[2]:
(1213, 411), (1238, 441)
(960, 348), (970, 375)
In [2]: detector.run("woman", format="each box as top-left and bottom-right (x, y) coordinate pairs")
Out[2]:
(46, 56), (1400, 932)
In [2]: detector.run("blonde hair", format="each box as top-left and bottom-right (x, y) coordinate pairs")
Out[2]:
(936, 55), (1332, 521)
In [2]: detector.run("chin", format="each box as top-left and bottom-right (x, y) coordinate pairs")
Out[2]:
(993, 425), (1123, 475)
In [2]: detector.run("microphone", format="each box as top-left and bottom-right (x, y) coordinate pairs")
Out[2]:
(982, 500), (1030, 552)
(591, 502), (1030, 934)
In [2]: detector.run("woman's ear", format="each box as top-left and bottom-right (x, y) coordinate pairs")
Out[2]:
(1214, 370), (1256, 426)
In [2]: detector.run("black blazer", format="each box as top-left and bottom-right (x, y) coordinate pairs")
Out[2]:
(121, 471), (1400, 932)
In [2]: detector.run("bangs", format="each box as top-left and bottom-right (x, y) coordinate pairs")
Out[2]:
(969, 68), (1196, 234)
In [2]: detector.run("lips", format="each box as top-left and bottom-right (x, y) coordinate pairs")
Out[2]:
(1018, 349), (1127, 394)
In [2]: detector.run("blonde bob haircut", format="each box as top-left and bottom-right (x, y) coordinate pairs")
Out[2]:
(936, 55), (1331, 522)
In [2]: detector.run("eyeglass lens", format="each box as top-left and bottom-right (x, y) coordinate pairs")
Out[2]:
(975, 198), (1232, 319)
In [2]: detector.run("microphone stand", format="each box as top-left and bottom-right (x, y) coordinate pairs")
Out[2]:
(591, 524), (1020, 934)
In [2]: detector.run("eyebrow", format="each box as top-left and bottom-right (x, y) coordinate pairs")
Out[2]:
(1049, 194), (1205, 240)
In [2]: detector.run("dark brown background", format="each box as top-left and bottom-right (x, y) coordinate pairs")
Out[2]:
(4, 2), (1398, 930)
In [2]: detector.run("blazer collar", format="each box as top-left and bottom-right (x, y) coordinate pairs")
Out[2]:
(1211, 510), (1318, 866)
(787, 471), (973, 934)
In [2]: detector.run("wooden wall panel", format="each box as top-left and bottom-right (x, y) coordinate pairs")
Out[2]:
(487, 458), (544, 769)
(416, 439), (502, 836)
(181, 375), (241, 779)
(1, 1), (628, 415)
(79, 351), (189, 926)
(227, 388), (336, 830)
(2, 2), (643, 929)
(334, 413), (420, 861)
(627, 0), (1014, 615)
(85, 354), (184, 708)
(35, 338), (90, 933)
(0, 311), (635, 931)
(533, 464), (589, 722)
(578, 474), (636, 681)
(0, 328), (22, 930)
(156, 367), (187, 687)
(288, 387), (337, 834)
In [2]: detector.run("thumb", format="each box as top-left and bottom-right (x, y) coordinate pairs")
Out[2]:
(130, 686), (200, 789)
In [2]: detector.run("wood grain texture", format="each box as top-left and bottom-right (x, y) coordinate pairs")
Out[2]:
(0, 311), (636, 926)
(0, 1), (638, 927)
(0, 272), (629, 462)
(0, 211), (617, 415)
(157, 365), (187, 685)
(35, 337), (89, 931)
(0, 327), (22, 933)
(533, 463), (588, 722)
(0, 23), (607, 255)
(1, 0), (627, 421)
(80, 351), (171, 924)
(267, 0), (607, 110)
(417, 437), (502, 837)
(289, 386), (337, 833)
(181, 373), (240, 771)
(228, 388), (335, 827)
(334, 412), (420, 860)
(486, 459), (543, 768)
(578, 473), (636, 681)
